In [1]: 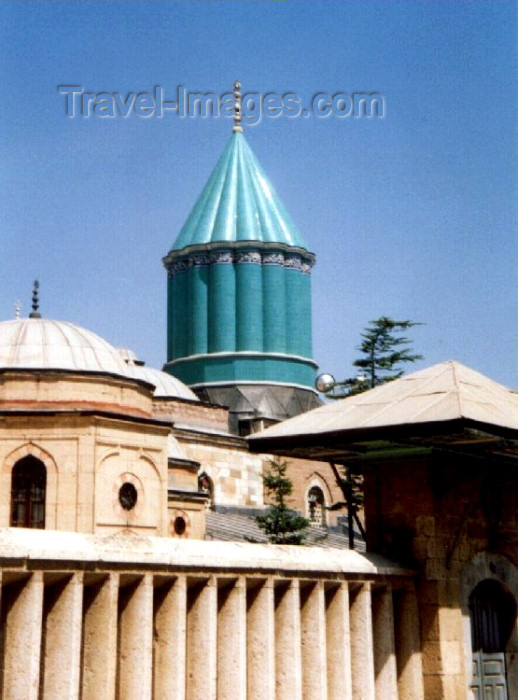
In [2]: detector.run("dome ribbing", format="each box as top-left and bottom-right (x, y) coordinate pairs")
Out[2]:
(163, 128), (319, 427)
(0, 318), (131, 377)
(168, 131), (312, 254)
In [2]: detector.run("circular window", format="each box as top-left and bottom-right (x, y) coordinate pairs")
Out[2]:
(174, 516), (186, 536)
(119, 482), (138, 511)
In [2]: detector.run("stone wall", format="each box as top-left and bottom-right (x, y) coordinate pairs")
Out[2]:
(0, 413), (170, 537)
(285, 457), (346, 529)
(0, 527), (421, 700)
(362, 450), (518, 699)
(175, 429), (265, 508)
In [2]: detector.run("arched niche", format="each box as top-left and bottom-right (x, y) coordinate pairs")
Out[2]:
(306, 476), (330, 529)
(461, 552), (518, 698)
(95, 450), (163, 534)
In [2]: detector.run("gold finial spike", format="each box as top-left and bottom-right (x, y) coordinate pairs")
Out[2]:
(29, 279), (41, 319)
(233, 80), (243, 133)
(14, 300), (21, 319)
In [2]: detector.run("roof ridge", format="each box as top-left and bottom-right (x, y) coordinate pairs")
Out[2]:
(249, 360), (518, 443)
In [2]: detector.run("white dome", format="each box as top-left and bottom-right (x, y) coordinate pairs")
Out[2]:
(126, 363), (199, 401)
(0, 318), (131, 377)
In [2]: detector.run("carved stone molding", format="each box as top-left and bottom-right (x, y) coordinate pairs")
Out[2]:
(166, 248), (313, 275)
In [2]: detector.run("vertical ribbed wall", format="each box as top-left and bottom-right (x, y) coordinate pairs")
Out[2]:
(0, 568), (425, 699)
(189, 265), (209, 355)
(167, 252), (312, 360)
(262, 264), (287, 354)
(165, 247), (316, 389)
(208, 263), (236, 352)
(285, 269), (312, 357)
(168, 271), (189, 360)
(236, 263), (263, 351)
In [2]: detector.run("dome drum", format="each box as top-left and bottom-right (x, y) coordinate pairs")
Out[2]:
(164, 352), (318, 389)
(166, 245), (315, 380)
(0, 369), (156, 418)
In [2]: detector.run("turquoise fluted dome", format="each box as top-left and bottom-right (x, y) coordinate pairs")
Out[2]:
(163, 129), (317, 411)
(170, 131), (310, 252)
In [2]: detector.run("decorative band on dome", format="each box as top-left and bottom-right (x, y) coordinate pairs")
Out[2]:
(209, 250), (234, 265)
(262, 252), (285, 266)
(190, 253), (210, 268)
(235, 250), (262, 264)
(166, 247), (314, 276)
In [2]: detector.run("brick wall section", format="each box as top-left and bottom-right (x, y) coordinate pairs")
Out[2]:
(152, 398), (229, 432)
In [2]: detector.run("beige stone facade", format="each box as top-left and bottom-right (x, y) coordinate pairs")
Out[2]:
(363, 451), (518, 698)
(154, 394), (344, 527)
(285, 457), (345, 529)
(0, 344), (346, 547)
(0, 528), (420, 700)
(0, 370), (171, 537)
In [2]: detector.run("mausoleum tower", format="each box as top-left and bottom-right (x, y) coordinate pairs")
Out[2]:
(163, 83), (319, 434)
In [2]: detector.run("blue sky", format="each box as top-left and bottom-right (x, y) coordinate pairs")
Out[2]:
(1, 1), (517, 388)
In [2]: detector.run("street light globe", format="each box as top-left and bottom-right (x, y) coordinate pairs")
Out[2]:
(315, 373), (336, 393)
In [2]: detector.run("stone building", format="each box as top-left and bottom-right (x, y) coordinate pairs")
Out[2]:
(1, 88), (515, 697)
(1, 352), (516, 698)
(0, 96), (347, 550)
(0, 310), (343, 539)
(249, 360), (518, 698)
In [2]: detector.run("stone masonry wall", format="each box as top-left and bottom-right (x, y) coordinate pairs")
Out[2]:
(363, 450), (518, 699)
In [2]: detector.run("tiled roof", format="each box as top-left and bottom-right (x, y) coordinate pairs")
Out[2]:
(169, 131), (310, 253)
(205, 510), (365, 551)
(248, 361), (518, 449)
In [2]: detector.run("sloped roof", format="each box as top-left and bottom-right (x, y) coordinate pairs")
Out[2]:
(205, 511), (365, 551)
(168, 131), (311, 253)
(127, 364), (199, 401)
(248, 361), (518, 454)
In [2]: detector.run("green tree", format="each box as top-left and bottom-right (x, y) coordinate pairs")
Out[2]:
(255, 459), (310, 544)
(324, 317), (423, 548)
(354, 316), (423, 387)
(326, 317), (423, 398)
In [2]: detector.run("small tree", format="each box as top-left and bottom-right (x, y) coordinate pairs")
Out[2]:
(324, 317), (423, 547)
(353, 316), (423, 388)
(326, 317), (423, 398)
(255, 459), (310, 544)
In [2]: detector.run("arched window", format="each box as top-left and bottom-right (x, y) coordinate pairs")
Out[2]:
(198, 472), (214, 510)
(307, 485), (326, 529)
(10, 456), (46, 529)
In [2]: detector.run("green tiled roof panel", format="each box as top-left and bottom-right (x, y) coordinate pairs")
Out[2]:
(170, 132), (310, 252)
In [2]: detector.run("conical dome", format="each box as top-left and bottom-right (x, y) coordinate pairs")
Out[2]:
(163, 128), (319, 430)
(169, 131), (311, 253)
